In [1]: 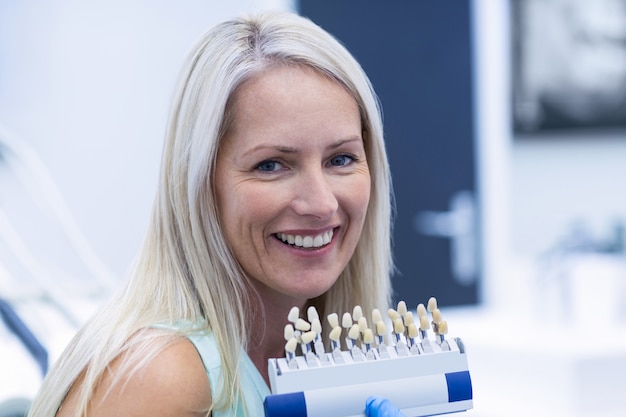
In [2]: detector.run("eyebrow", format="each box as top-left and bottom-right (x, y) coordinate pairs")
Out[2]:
(242, 136), (363, 158)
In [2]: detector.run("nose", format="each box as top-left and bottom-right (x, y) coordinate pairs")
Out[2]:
(290, 168), (338, 219)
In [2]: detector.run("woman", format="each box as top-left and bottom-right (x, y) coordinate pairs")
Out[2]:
(27, 11), (397, 417)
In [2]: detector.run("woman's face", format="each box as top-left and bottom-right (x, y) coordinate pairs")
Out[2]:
(215, 66), (370, 305)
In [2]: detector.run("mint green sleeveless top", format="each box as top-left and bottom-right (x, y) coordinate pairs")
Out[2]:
(156, 323), (271, 417)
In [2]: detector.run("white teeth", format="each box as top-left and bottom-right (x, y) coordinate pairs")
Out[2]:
(278, 229), (334, 248)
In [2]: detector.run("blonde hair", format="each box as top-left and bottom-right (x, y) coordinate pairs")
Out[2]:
(28, 11), (393, 417)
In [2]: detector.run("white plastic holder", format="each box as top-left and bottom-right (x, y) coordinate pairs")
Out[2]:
(264, 337), (472, 417)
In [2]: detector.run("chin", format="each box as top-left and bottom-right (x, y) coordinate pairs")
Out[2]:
(277, 279), (336, 302)
(251, 270), (342, 302)
(299, 281), (339, 300)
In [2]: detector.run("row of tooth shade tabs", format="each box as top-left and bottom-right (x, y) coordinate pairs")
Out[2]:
(283, 297), (455, 368)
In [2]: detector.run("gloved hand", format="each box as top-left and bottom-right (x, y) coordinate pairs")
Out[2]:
(365, 396), (407, 417)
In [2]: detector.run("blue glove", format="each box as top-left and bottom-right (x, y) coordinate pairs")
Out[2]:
(365, 396), (407, 417)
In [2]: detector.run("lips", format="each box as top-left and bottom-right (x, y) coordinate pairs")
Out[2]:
(276, 229), (334, 248)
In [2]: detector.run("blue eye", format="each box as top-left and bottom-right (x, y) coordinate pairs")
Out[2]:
(256, 160), (283, 172)
(329, 154), (355, 167)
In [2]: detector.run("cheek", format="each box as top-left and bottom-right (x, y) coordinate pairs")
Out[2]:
(357, 185), (372, 221)
(216, 180), (247, 247)
(344, 174), (372, 225)
(218, 184), (278, 241)
(357, 169), (372, 210)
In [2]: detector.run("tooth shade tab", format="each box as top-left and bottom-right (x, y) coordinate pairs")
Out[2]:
(329, 326), (342, 341)
(358, 317), (368, 333)
(420, 315), (430, 330)
(295, 318), (311, 331)
(352, 305), (363, 321)
(397, 301), (408, 316)
(301, 330), (317, 344)
(363, 329), (374, 344)
(417, 303), (427, 318)
(387, 308), (400, 321)
(311, 318), (322, 334)
(408, 323), (419, 338)
(431, 308), (442, 323)
(404, 311), (415, 326)
(288, 307), (300, 323)
(438, 320), (448, 335)
(307, 306), (319, 322)
(375, 321), (387, 335)
(284, 324), (295, 340)
(427, 297), (438, 312)
(393, 318), (405, 334)
(342, 312), (353, 328)
(278, 229), (334, 248)
(327, 313), (339, 328)
(285, 337), (298, 353)
(371, 308), (383, 323)
(348, 324), (360, 339)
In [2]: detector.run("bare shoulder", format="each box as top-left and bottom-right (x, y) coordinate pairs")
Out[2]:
(58, 336), (211, 417)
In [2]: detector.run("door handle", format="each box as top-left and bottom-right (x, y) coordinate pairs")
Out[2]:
(413, 190), (477, 285)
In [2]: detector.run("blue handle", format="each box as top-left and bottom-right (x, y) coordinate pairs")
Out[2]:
(0, 298), (48, 376)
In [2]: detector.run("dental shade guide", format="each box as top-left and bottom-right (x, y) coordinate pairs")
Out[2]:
(307, 306), (330, 365)
(437, 320), (450, 351)
(362, 328), (376, 361)
(311, 318), (331, 365)
(419, 314), (435, 354)
(392, 318), (409, 357)
(347, 324), (365, 362)
(265, 297), (473, 417)
(300, 330), (320, 367)
(284, 337), (298, 370)
(329, 325), (345, 364)
(374, 320), (390, 359)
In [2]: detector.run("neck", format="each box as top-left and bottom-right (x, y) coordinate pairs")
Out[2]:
(246, 286), (307, 388)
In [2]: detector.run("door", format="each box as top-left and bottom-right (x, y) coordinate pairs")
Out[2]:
(299, 0), (480, 308)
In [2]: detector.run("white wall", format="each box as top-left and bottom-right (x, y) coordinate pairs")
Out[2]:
(0, 0), (295, 284)
(511, 132), (626, 256)
(470, 3), (626, 415)
(474, 0), (626, 311)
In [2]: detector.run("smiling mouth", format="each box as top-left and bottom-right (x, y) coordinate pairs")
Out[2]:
(276, 229), (334, 249)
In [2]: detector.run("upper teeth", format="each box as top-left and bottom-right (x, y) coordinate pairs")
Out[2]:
(278, 230), (334, 248)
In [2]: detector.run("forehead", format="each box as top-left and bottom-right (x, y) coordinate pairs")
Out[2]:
(234, 65), (351, 110)
(223, 65), (361, 143)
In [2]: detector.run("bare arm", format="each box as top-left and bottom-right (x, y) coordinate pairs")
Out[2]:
(57, 338), (211, 417)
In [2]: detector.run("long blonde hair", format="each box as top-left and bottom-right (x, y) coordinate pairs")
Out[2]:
(28, 11), (393, 417)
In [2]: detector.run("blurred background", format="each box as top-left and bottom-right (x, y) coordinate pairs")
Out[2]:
(1, 0), (625, 416)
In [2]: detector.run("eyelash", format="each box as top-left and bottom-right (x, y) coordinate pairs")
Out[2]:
(328, 154), (357, 167)
(254, 153), (358, 173)
(255, 160), (284, 172)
